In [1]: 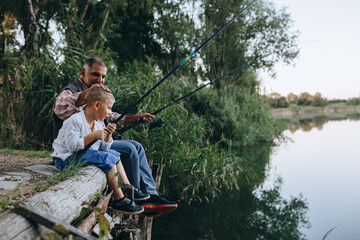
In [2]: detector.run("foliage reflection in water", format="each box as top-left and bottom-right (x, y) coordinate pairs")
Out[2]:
(153, 178), (309, 240)
(153, 114), (360, 239)
(153, 143), (310, 240)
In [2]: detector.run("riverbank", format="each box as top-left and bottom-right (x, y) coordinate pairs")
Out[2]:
(271, 103), (360, 119)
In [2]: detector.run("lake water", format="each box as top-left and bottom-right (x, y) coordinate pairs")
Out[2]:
(152, 118), (360, 239)
(265, 119), (360, 239)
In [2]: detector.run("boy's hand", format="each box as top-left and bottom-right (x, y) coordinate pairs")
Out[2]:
(106, 123), (116, 134)
(93, 129), (107, 140)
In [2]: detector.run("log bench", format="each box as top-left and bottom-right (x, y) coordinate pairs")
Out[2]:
(0, 166), (107, 239)
(0, 161), (163, 240)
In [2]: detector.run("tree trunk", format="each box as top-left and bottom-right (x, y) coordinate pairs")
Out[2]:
(92, 0), (113, 50)
(0, 166), (107, 239)
(22, 0), (40, 57)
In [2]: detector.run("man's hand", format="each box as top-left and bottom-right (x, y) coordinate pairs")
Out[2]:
(91, 83), (111, 93)
(138, 113), (154, 123)
(124, 113), (155, 125)
(75, 84), (111, 107)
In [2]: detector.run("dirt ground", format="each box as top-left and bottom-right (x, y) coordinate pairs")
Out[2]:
(0, 153), (53, 203)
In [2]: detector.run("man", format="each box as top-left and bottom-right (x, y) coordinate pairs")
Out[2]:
(53, 57), (177, 215)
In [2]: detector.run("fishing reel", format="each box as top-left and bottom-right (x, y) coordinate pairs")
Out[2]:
(149, 118), (165, 130)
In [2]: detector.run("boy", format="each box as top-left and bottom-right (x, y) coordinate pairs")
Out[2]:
(52, 85), (144, 214)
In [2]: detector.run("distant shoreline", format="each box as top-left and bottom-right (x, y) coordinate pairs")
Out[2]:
(271, 103), (360, 119)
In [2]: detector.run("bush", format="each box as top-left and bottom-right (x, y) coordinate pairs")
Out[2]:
(347, 97), (360, 106)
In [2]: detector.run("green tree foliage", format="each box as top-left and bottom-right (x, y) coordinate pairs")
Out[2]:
(312, 92), (328, 107)
(267, 92), (288, 108)
(0, 0), (300, 202)
(104, 0), (163, 70)
(198, 0), (299, 93)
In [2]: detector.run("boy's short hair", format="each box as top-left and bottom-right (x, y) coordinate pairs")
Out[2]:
(85, 86), (115, 106)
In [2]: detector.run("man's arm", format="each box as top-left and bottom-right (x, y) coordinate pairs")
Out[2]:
(107, 112), (154, 129)
(124, 113), (154, 125)
(54, 90), (85, 120)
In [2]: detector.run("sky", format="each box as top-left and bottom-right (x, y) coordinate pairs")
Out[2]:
(260, 0), (360, 100)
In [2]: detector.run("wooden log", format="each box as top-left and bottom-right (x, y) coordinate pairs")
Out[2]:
(14, 203), (97, 240)
(0, 166), (107, 239)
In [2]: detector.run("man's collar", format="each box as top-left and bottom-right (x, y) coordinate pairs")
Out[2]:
(78, 77), (90, 89)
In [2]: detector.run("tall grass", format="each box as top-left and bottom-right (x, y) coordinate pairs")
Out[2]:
(0, 46), (115, 149)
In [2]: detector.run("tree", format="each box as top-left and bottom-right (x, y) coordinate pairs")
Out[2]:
(312, 92), (327, 107)
(198, 0), (299, 94)
(298, 92), (312, 105)
(287, 92), (298, 104)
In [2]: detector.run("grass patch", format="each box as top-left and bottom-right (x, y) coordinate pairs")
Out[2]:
(0, 182), (22, 212)
(35, 161), (86, 192)
(0, 148), (51, 158)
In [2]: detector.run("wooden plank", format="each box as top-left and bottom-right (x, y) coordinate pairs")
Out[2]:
(14, 203), (97, 240)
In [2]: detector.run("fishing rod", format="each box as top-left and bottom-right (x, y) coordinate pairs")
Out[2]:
(78, 0), (256, 155)
(111, 0), (257, 125)
(117, 53), (273, 135)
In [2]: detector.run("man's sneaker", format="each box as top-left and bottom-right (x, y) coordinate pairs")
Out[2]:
(136, 194), (178, 214)
(139, 211), (163, 218)
(134, 189), (150, 201)
(110, 198), (144, 215)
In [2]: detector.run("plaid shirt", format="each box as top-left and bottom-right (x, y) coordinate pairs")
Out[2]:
(53, 80), (125, 129)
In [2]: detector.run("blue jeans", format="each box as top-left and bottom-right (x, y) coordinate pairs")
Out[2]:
(110, 140), (157, 195)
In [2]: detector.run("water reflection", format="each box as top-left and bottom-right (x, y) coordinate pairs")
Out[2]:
(153, 177), (309, 240)
(282, 113), (360, 133)
(153, 143), (310, 240)
(153, 114), (360, 239)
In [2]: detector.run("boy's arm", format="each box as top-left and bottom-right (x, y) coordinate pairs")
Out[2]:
(84, 130), (105, 147)
(62, 117), (104, 152)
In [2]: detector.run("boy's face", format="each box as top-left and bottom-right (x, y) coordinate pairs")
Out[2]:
(95, 99), (114, 121)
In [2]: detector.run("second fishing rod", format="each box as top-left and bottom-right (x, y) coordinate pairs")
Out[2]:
(117, 53), (272, 135)
(79, 1), (257, 155)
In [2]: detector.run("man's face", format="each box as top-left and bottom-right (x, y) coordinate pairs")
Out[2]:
(81, 63), (107, 86)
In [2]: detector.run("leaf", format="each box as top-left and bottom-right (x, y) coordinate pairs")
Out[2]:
(97, 214), (110, 239)
(94, 193), (105, 200)
(79, 207), (91, 220)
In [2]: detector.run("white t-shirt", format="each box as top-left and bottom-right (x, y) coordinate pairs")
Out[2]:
(51, 111), (112, 160)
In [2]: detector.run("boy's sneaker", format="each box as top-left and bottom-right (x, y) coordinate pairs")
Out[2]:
(136, 194), (178, 214)
(110, 198), (144, 215)
(134, 188), (150, 201)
